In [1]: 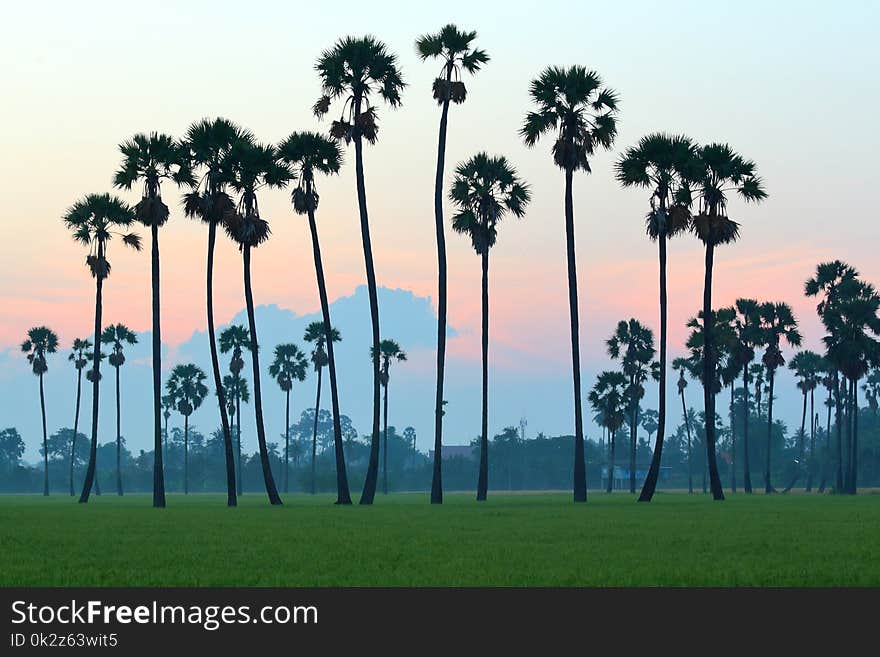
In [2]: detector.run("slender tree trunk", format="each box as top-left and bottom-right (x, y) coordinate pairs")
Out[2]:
(236, 390), (242, 495)
(242, 245), (282, 505)
(742, 366), (753, 493)
(818, 390), (832, 493)
(844, 379), (853, 492)
(765, 369), (777, 493)
(850, 379), (859, 494)
(835, 372), (843, 491)
(284, 388), (290, 494)
(382, 367), (389, 495)
(184, 414), (189, 495)
(629, 395), (637, 494)
(805, 390), (815, 491)
(79, 248), (104, 503)
(730, 383), (736, 493)
(150, 223), (165, 507)
(69, 368), (82, 496)
(39, 373), (48, 496)
(311, 366), (322, 495)
(701, 243), (724, 500)
(783, 388), (808, 492)
(115, 365), (122, 496)
(607, 429), (615, 493)
(477, 250), (489, 501)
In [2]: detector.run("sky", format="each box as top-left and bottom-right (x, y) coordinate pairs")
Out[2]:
(1, 1), (879, 457)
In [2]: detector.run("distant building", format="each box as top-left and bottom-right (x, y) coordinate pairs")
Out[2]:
(428, 445), (476, 461)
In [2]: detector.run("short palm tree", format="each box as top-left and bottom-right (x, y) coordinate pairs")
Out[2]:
(450, 152), (530, 501)
(314, 35), (405, 505)
(63, 193), (140, 503)
(672, 357), (696, 493)
(100, 323), (137, 495)
(588, 371), (627, 493)
(731, 298), (763, 493)
(522, 65), (618, 503)
(166, 364), (208, 494)
(222, 373), (250, 494)
(161, 393), (174, 457)
(370, 339), (407, 494)
(303, 321), (342, 495)
(784, 350), (823, 492)
(67, 337), (91, 496)
(416, 24), (489, 505)
(268, 343), (308, 494)
(22, 327), (58, 496)
(220, 324), (252, 496)
(114, 132), (192, 508)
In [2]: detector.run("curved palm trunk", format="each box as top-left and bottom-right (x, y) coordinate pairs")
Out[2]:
(850, 380), (859, 494)
(183, 414), (189, 495)
(242, 245), (282, 505)
(629, 396), (637, 494)
(236, 389), (242, 495)
(115, 365), (123, 496)
(805, 391), (816, 491)
(701, 243), (724, 500)
(207, 222), (237, 507)
(150, 223), (166, 508)
(682, 392), (693, 494)
(39, 373), (48, 496)
(311, 366), (322, 495)
(818, 389), (832, 492)
(382, 372), (389, 495)
(742, 366), (753, 493)
(835, 373), (844, 491)
(69, 368), (82, 496)
(284, 388), (290, 494)
(730, 383), (736, 493)
(764, 369), (777, 493)
(476, 250), (490, 501)
(306, 198), (350, 504)
(783, 387), (808, 493)
(79, 254), (103, 504)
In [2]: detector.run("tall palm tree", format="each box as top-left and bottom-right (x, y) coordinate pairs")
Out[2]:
(100, 323), (137, 496)
(220, 325), (252, 495)
(114, 132), (192, 508)
(223, 138), (289, 506)
(758, 301), (802, 493)
(222, 373), (250, 494)
(687, 143), (767, 500)
(67, 338), (91, 496)
(22, 327), (58, 496)
(166, 364), (208, 495)
(269, 343), (308, 494)
(450, 152), (530, 501)
(588, 371), (628, 493)
(783, 350), (822, 492)
(522, 66), (619, 503)
(672, 357), (696, 493)
(616, 134), (695, 502)
(370, 339), (407, 494)
(303, 321), (341, 495)
(63, 193), (140, 503)
(277, 132), (352, 504)
(182, 117), (250, 508)
(314, 35), (405, 505)
(731, 298), (763, 493)
(416, 24), (489, 505)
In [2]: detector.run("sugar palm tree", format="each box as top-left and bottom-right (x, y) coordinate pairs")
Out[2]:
(220, 325), (252, 495)
(63, 193), (140, 503)
(67, 338), (91, 496)
(314, 35), (405, 505)
(161, 393), (174, 458)
(277, 131), (351, 504)
(416, 24), (489, 505)
(269, 343), (308, 494)
(166, 364), (208, 495)
(588, 371), (627, 493)
(100, 323), (137, 495)
(182, 117), (251, 508)
(731, 298), (763, 493)
(817, 363), (835, 492)
(522, 66), (618, 503)
(750, 364), (766, 418)
(222, 373), (249, 494)
(303, 321), (341, 495)
(223, 138), (290, 505)
(370, 339), (407, 494)
(758, 302), (802, 493)
(687, 143), (767, 500)
(615, 133), (695, 502)
(22, 327), (58, 496)
(672, 357), (696, 493)
(450, 152), (530, 500)
(783, 350), (822, 492)
(114, 132), (192, 508)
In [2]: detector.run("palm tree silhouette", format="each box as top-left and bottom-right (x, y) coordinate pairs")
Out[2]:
(522, 66), (618, 503)
(63, 193), (140, 503)
(731, 298), (763, 493)
(220, 324), (252, 496)
(687, 143), (767, 500)
(161, 393), (174, 462)
(816, 361), (835, 492)
(114, 132), (192, 508)
(588, 371), (627, 493)
(67, 338), (91, 496)
(616, 133), (695, 502)
(784, 350), (822, 492)
(303, 321), (341, 495)
(277, 131), (352, 504)
(100, 323), (137, 496)
(370, 339), (407, 494)
(672, 357), (696, 493)
(22, 326), (58, 496)
(314, 35), (405, 505)
(450, 152), (530, 501)
(166, 364), (208, 495)
(416, 24), (489, 505)
(269, 343), (308, 494)
(222, 373), (249, 494)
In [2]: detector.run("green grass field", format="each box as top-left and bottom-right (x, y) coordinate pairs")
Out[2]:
(1, 492), (878, 586)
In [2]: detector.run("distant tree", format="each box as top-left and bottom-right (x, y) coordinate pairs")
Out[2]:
(220, 324), (252, 496)
(166, 364), (209, 494)
(101, 323), (137, 495)
(370, 339), (407, 494)
(588, 371), (628, 492)
(269, 343), (308, 494)
(784, 350), (823, 492)
(222, 373), (249, 494)
(0, 428), (25, 472)
(403, 426), (417, 468)
(672, 357), (696, 493)
(21, 326), (58, 496)
(303, 321), (342, 495)
(66, 338), (91, 496)
(732, 298), (763, 493)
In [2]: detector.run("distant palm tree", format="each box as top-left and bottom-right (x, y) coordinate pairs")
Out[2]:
(220, 324), (253, 496)
(416, 24), (489, 505)
(161, 393), (174, 458)
(522, 66), (619, 503)
(166, 364), (208, 494)
(303, 321), (341, 495)
(370, 339), (407, 494)
(63, 193), (140, 503)
(114, 132), (192, 508)
(222, 373), (250, 494)
(817, 363), (835, 492)
(687, 143), (767, 500)
(672, 357), (696, 493)
(277, 131), (352, 504)
(784, 350), (822, 492)
(450, 152), (530, 500)
(314, 35), (405, 506)
(22, 327), (59, 496)
(223, 138), (290, 505)
(269, 343), (308, 494)
(67, 338), (91, 496)
(100, 323), (137, 495)
(588, 371), (627, 493)
(750, 363), (766, 419)
(732, 298), (763, 493)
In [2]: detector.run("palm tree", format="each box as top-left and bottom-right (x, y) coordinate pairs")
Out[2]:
(758, 302), (802, 493)
(269, 343), (308, 494)
(588, 371), (628, 493)
(100, 323), (137, 495)
(784, 350), (822, 492)
(21, 327), (58, 496)
(223, 138), (290, 506)
(277, 131), (352, 504)
(370, 339), (407, 494)
(303, 321), (341, 495)
(166, 364), (208, 495)
(161, 393), (174, 459)
(450, 152), (530, 500)
(522, 66), (619, 503)
(817, 363), (835, 492)
(416, 24), (489, 505)
(314, 35), (405, 505)
(222, 373), (250, 494)
(687, 143), (767, 500)
(616, 134), (695, 502)
(63, 193), (140, 503)
(220, 324), (253, 495)
(67, 338), (91, 496)
(731, 298), (763, 493)
(182, 117), (250, 508)
(114, 132), (192, 508)
(673, 357), (697, 493)
(750, 363), (766, 418)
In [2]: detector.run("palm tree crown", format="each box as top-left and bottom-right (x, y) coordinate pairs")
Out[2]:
(416, 24), (489, 105)
(22, 327), (59, 376)
(277, 132), (343, 213)
(303, 321), (341, 370)
(63, 194), (141, 278)
(219, 325), (252, 374)
(371, 339), (408, 385)
(269, 344), (309, 392)
(166, 364), (209, 418)
(101, 324), (137, 368)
